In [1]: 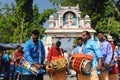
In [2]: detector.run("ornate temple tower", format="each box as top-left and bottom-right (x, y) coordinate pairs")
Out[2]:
(45, 4), (96, 51)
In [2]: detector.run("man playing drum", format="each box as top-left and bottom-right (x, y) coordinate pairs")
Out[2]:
(79, 31), (103, 80)
(21, 30), (46, 80)
(47, 41), (67, 80)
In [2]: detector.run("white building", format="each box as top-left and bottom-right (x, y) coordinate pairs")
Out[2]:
(44, 4), (96, 54)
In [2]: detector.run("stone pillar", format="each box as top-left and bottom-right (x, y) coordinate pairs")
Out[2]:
(56, 19), (58, 27)
(58, 13), (61, 27)
(46, 35), (52, 48)
(60, 17), (62, 26)
(77, 17), (79, 28)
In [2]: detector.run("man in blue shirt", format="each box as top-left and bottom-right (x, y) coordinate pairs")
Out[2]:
(78, 31), (103, 80)
(97, 32), (113, 80)
(72, 37), (83, 54)
(21, 30), (46, 80)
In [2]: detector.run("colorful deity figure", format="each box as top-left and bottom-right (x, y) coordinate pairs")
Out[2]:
(65, 12), (74, 27)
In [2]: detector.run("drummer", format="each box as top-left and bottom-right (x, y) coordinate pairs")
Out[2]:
(79, 31), (103, 80)
(21, 30), (46, 80)
(47, 41), (67, 80)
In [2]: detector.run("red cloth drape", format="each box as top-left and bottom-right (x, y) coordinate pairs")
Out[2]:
(47, 46), (63, 61)
(109, 42), (119, 74)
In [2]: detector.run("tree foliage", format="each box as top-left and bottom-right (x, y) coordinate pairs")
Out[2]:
(0, 1), (56, 43)
(0, 3), (16, 43)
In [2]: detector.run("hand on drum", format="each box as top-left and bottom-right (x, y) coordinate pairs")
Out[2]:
(33, 63), (43, 69)
(16, 56), (23, 60)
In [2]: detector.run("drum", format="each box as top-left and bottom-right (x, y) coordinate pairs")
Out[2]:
(69, 54), (93, 75)
(46, 56), (67, 72)
(19, 57), (40, 75)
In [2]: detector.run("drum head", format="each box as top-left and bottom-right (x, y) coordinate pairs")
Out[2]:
(82, 59), (92, 75)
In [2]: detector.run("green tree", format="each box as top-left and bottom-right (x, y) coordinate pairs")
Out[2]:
(116, 0), (120, 11)
(13, 0), (56, 43)
(0, 3), (16, 43)
(0, 1), (56, 43)
(95, 0), (120, 42)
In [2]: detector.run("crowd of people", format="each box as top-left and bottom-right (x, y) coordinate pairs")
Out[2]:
(0, 30), (120, 80)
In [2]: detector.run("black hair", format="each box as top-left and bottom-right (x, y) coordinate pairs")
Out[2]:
(104, 35), (108, 39)
(64, 50), (67, 52)
(31, 30), (40, 35)
(78, 37), (83, 41)
(83, 31), (91, 39)
(56, 41), (61, 52)
(16, 45), (21, 49)
(97, 31), (105, 35)
(56, 41), (61, 46)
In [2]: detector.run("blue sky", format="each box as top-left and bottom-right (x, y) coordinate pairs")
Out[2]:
(0, 0), (56, 12)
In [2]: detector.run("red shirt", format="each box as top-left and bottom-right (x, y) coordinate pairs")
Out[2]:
(110, 42), (115, 53)
(47, 46), (63, 61)
(13, 50), (23, 67)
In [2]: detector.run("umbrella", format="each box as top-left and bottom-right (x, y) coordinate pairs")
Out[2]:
(0, 43), (24, 50)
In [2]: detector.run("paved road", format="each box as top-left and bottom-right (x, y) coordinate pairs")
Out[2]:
(44, 74), (77, 80)
(0, 74), (77, 80)
(0, 74), (119, 80)
(44, 74), (120, 80)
